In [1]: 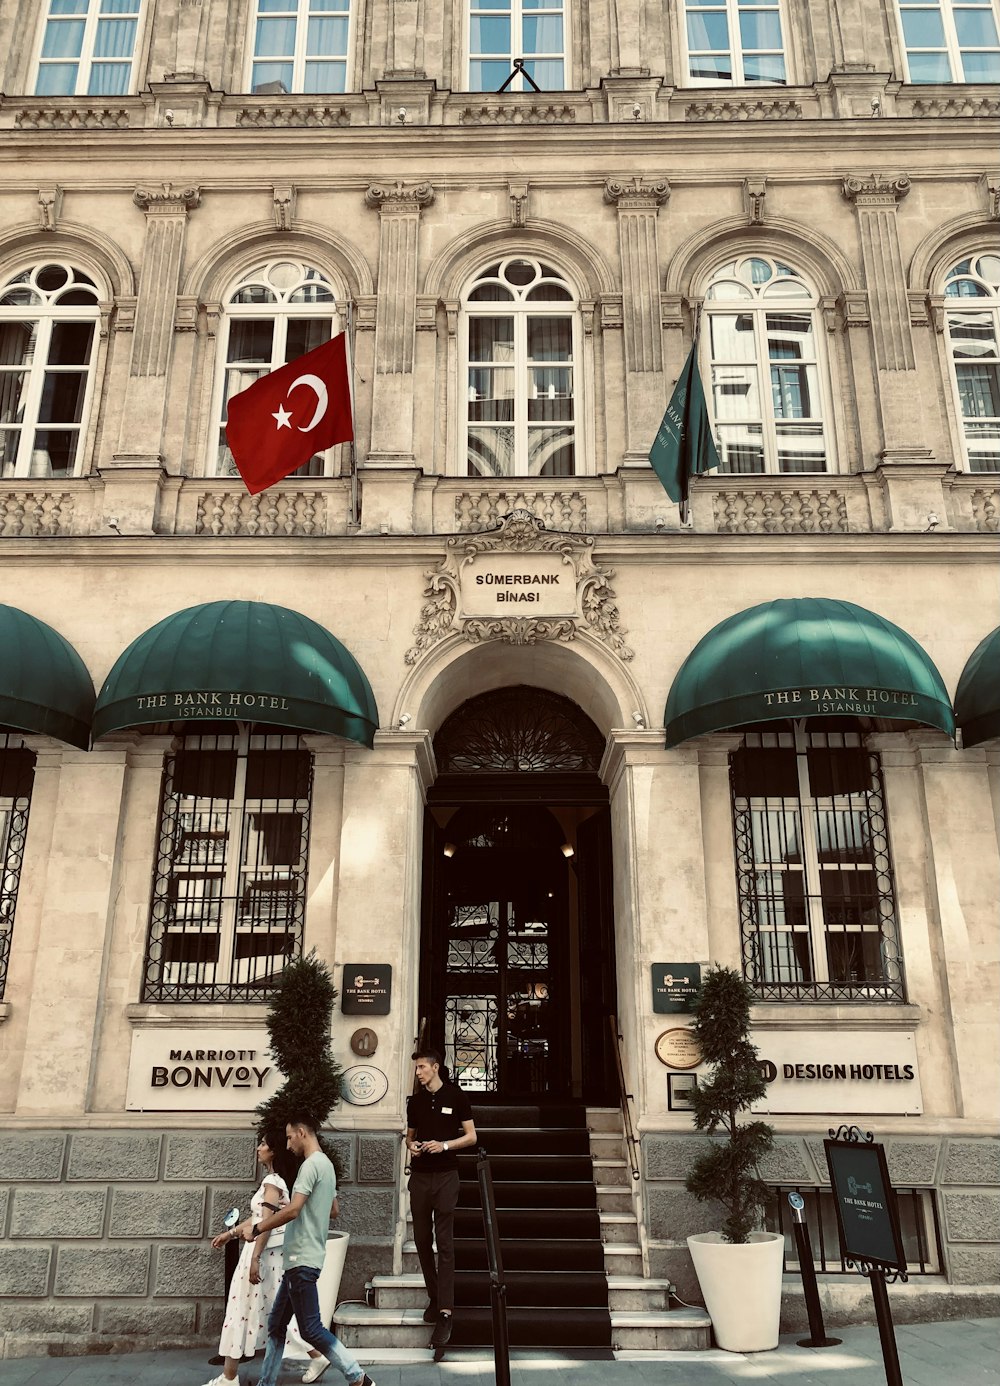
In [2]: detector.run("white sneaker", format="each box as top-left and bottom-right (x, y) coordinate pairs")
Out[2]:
(302, 1358), (330, 1383)
(200, 1376), (235, 1386)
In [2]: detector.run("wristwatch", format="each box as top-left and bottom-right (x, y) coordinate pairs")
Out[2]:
(443, 1143), (449, 1152)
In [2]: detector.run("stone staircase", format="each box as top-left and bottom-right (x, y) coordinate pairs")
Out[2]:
(334, 1104), (710, 1357)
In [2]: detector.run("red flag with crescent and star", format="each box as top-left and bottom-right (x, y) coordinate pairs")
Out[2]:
(225, 332), (354, 495)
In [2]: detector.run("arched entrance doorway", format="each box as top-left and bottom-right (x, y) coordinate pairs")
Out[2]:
(419, 686), (618, 1103)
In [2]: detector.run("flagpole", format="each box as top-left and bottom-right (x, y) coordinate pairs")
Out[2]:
(345, 300), (359, 530)
(681, 301), (704, 528)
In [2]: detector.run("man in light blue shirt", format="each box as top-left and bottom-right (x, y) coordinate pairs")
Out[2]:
(237, 1112), (375, 1386)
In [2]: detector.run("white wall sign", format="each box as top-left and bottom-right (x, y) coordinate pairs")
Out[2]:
(459, 551), (576, 619)
(750, 1030), (922, 1116)
(126, 1029), (282, 1111)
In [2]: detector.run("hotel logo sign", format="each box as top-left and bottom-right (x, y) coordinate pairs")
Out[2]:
(760, 686), (922, 717)
(126, 1028), (282, 1111)
(405, 510), (633, 662)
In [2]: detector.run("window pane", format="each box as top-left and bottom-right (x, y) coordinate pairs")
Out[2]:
(956, 363), (1000, 417)
(468, 425), (515, 476)
(471, 15), (510, 52)
(0, 322), (39, 369)
(523, 15), (563, 50)
(962, 50), (1000, 79)
(29, 430), (78, 476)
(41, 19), (85, 57)
(468, 368), (515, 421)
(527, 317), (571, 361)
(88, 62), (130, 94)
(739, 10), (782, 48)
(690, 54), (733, 79)
(743, 52), (786, 81)
(245, 747), (311, 799)
(38, 372), (86, 424)
(0, 432), (21, 476)
(285, 317), (333, 359)
(688, 11), (729, 49)
(0, 374), (27, 426)
(710, 312), (758, 361)
(907, 50), (951, 80)
(227, 319), (274, 364)
(306, 15), (347, 53)
(256, 16), (296, 54)
(529, 426), (575, 476)
(470, 59), (515, 89)
(520, 57), (563, 86)
(251, 61), (294, 90)
(94, 16), (136, 56)
(955, 7), (1000, 43)
(776, 422), (826, 471)
(469, 316), (514, 361)
(303, 59), (346, 90)
(717, 425), (765, 472)
(713, 365), (761, 420)
(901, 9), (947, 45)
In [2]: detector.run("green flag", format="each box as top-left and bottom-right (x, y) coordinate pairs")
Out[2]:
(648, 339), (721, 517)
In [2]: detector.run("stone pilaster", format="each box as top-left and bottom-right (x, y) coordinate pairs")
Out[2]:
(603, 176), (670, 460)
(129, 183), (201, 381)
(384, 0), (425, 77)
(842, 173), (913, 372)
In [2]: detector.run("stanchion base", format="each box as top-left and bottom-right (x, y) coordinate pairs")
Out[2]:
(797, 1337), (842, 1348)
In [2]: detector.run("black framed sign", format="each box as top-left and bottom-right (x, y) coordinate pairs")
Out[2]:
(824, 1137), (906, 1272)
(341, 964), (392, 1015)
(651, 962), (701, 1014)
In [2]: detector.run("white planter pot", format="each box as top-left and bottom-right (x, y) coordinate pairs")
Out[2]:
(687, 1230), (784, 1352)
(285, 1232), (351, 1359)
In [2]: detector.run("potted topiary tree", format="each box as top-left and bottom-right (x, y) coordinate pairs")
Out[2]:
(684, 964), (782, 1351)
(256, 950), (350, 1333)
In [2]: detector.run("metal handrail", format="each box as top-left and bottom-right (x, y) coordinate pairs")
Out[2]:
(608, 1013), (641, 1182)
(476, 1148), (511, 1386)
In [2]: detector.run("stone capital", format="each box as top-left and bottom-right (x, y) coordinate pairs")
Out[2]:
(842, 173), (910, 207)
(603, 175), (670, 209)
(133, 182), (201, 214)
(364, 180), (434, 212)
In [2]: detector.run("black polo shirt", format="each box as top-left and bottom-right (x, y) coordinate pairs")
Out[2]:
(406, 1080), (473, 1174)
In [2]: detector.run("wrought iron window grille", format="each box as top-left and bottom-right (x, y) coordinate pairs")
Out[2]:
(434, 685), (605, 774)
(0, 735), (34, 1002)
(765, 1185), (940, 1276)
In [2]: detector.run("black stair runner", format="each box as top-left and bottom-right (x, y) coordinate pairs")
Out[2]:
(449, 1102), (612, 1349)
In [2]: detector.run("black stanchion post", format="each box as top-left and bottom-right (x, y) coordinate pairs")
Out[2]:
(787, 1193), (841, 1348)
(869, 1270), (904, 1386)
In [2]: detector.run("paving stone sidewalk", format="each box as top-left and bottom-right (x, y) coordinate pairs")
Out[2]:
(2, 1318), (998, 1386)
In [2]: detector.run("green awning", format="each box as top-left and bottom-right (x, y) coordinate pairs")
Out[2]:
(93, 601), (379, 746)
(0, 604), (95, 749)
(955, 626), (1000, 748)
(664, 597), (955, 748)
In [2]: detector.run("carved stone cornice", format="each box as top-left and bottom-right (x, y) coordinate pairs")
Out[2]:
(133, 183), (201, 214)
(842, 173), (910, 207)
(603, 175), (670, 209)
(404, 510), (633, 664)
(364, 181), (434, 212)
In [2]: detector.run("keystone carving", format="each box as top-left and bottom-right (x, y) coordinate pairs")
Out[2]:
(37, 185), (61, 231)
(743, 177), (766, 225)
(508, 180), (529, 228)
(364, 181), (435, 210)
(981, 173), (1000, 221)
(272, 184), (296, 230)
(603, 175), (670, 207)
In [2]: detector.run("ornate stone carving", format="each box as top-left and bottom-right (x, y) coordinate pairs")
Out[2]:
(364, 181), (434, 210)
(0, 489), (76, 537)
(743, 177), (766, 225)
(455, 490), (588, 532)
(405, 510), (632, 663)
(684, 99), (801, 121)
(908, 96), (1000, 117)
(456, 104), (577, 125)
(971, 488), (1000, 533)
(14, 105), (131, 129)
(603, 175), (670, 207)
(37, 186), (61, 231)
(133, 183), (201, 213)
(235, 105), (351, 127)
(713, 488), (849, 534)
(272, 184), (296, 230)
(981, 173), (1000, 221)
(508, 180), (529, 228)
(842, 173), (910, 205)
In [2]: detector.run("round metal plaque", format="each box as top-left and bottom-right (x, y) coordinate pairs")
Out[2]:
(350, 1027), (378, 1057)
(341, 1065), (389, 1106)
(654, 1027), (703, 1070)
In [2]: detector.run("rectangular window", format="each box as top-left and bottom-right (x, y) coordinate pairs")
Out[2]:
(897, 0), (1000, 83)
(731, 726), (905, 1003)
(684, 0), (787, 85)
(0, 738), (34, 1002)
(948, 309), (1000, 472)
(142, 731), (311, 1002)
(250, 0), (350, 94)
(469, 0), (567, 92)
(765, 1187), (941, 1274)
(34, 0), (142, 96)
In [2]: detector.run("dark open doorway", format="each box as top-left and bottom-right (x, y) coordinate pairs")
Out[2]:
(419, 686), (618, 1104)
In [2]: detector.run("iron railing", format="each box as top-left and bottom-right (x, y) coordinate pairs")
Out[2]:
(476, 1148), (511, 1384)
(608, 1014), (641, 1181)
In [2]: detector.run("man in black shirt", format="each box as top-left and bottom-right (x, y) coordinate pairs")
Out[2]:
(405, 1048), (477, 1350)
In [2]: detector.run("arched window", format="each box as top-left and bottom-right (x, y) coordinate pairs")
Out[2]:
(248, 0), (351, 94)
(682, 0), (788, 85)
(33, 0), (143, 96)
(0, 263), (101, 480)
(463, 257), (578, 478)
(703, 254), (830, 474)
(467, 0), (568, 91)
(943, 251), (1000, 473)
(213, 259), (346, 479)
(895, 0), (1000, 83)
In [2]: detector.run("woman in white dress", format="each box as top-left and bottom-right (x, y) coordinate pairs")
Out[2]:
(203, 1130), (322, 1386)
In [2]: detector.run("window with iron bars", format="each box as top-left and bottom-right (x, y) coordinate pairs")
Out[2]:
(765, 1185), (941, 1275)
(142, 729), (312, 1003)
(0, 735), (34, 1001)
(730, 721), (906, 1002)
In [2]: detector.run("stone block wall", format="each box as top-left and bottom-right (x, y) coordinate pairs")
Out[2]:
(0, 1126), (400, 1356)
(642, 1131), (1000, 1323)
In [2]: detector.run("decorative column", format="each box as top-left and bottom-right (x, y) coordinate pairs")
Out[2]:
(843, 173), (949, 528)
(603, 176), (670, 464)
(361, 181), (434, 534)
(103, 183), (200, 533)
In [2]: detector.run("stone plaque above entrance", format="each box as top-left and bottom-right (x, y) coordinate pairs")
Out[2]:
(405, 510), (632, 663)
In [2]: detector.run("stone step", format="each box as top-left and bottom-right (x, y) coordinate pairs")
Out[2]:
(404, 1209), (635, 1243)
(588, 1131), (626, 1160)
(586, 1107), (623, 1132)
(595, 1184), (633, 1214)
(593, 1158), (630, 1186)
(401, 1241), (643, 1277)
(368, 1272), (673, 1313)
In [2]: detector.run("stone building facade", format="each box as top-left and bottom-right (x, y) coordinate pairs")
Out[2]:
(0, 0), (998, 1356)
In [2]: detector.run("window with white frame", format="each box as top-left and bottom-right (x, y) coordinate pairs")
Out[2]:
(943, 251), (1000, 472)
(464, 258), (577, 478)
(704, 255), (830, 474)
(683, 0), (787, 84)
(34, 0), (142, 96)
(249, 0), (350, 94)
(214, 260), (345, 479)
(896, 0), (1000, 82)
(0, 264), (101, 481)
(731, 722), (905, 1003)
(0, 737), (34, 1003)
(468, 0), (567, 91)
(143, 729), (312, 1003)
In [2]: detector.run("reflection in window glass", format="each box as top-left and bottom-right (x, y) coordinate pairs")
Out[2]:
(897, 0), (1000, 83)
(944, 252), (1000, 472)
(684, 0), (787, 84)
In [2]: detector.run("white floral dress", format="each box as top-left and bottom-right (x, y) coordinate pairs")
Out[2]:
(218, 1174), (296, 1360)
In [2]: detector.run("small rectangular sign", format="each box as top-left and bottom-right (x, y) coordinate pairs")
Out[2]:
(825, 1138), (906, 1272)
(652, 963), (701, 1014)
(342, 963), (392, 1015)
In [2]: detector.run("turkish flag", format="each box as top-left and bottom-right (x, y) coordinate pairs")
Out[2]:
(225, 332), (354, 495)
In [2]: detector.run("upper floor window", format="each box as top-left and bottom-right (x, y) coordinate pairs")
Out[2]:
(34, 0), (141, 96)
(0, 263), (101, 481)
(731, 722), (905, 1003)
(944, 251), (1000, 472)
(142, 728), (312, 1003)
(683, 0), (787, 84)
(214, 260), (345, 479)
(468, 0), (567, 91)
(0, 737), (34, 1002)
(896, 0), (1000, 82)
(463, 257), (577, 478)
(704, 255), (829, 474)
(249, 0), (350, 94)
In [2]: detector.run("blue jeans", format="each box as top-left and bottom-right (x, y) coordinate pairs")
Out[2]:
(256, 1266), (364, 1386)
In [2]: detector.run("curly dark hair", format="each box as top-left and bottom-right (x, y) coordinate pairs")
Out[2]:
(261, 1127), (302, 1191)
